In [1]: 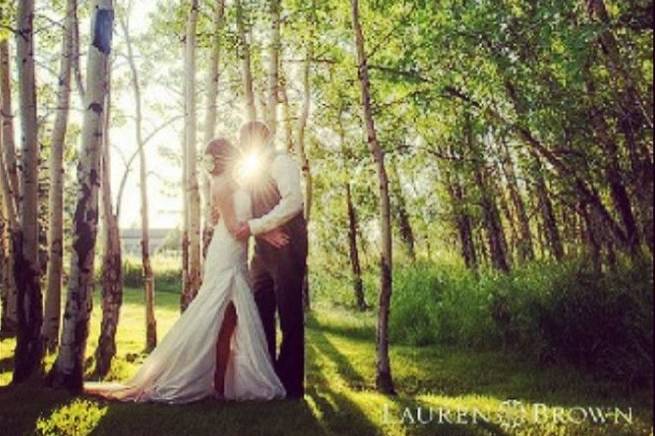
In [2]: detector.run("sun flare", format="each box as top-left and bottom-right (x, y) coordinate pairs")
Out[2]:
(235, 152), (262, 185)
(242, 153), (260, 175)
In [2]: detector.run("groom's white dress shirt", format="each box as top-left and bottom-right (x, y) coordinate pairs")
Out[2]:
(248, 151), (304, 236)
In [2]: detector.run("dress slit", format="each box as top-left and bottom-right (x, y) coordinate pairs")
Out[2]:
(214, 298), (238, 396)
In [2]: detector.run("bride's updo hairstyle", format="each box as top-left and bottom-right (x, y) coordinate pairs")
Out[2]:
(204, 138), (238, 177)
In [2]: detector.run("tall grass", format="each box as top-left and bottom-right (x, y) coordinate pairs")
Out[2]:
(388, 257), (653, 385)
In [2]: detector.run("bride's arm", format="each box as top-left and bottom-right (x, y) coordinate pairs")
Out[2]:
(213, 180), (239, 237)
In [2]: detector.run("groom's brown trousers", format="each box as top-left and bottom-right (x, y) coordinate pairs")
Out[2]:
(250, 177), (308, 399)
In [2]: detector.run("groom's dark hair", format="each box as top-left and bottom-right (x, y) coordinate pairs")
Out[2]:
(240, 121), (271, 149)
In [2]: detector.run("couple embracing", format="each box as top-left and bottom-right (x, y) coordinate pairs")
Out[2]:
(86, 121), (308, 402)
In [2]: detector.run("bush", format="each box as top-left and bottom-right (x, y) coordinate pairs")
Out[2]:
(121, 255), (182, 293)
(532, 260), (653, 384)
(390, 262), (494, 347)
(388, 257), (653, 384)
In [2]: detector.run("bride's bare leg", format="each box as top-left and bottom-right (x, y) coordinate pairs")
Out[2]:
(214, 301), (237, 397)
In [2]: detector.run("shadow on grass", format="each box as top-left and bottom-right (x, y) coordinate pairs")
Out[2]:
(308, 310), (654, 434)
(305, 342), (381, 435)
(2, 383), (329, 436)
(308, 324), (508, 436)
(0, 356), (13, 373)
(0, 384), (76, 435)
(308, 326), (368, 390)
(310, 311), (652, 411)
(86, 397), (328, 436)
(306, 313), (375, 341)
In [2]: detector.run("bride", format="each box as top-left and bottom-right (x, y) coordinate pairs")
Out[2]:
(84, 138), (287, 403)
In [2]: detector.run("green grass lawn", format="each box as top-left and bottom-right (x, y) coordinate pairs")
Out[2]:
(0, 286), (652, 435)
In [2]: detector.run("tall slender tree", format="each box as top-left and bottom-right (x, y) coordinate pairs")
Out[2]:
(466, 119), (510, 273)
(71, 3), (85, 101)
(338, 111), (367, 310)
(46, 0), (114, 390)
(266, 0), (280, 137)
(43, 0), (77, 353)
(235, 0), (256, 122)
(529, 153), (564, 260)
(120, 9), (156, 350)
(0, 190), (8, 331)
(279, 71), (294, 152)
(443, 164), (477, 270)
(0, 38), (18, 335)
(180, 0), (202, 312)
(0, 40), (19, 208)
(202, 0), (225, 255)
(296, 41), (313, 311)
(296, 46), (312, 222)
(388, 162), (416, 260)
(13, 0), (44, 384)
(0, 136), (19, 337)
(582, 62), (641, 257)
(351, 0), (394, 394)
(498, 137), (534, 263)
(94, 68), (122, 377)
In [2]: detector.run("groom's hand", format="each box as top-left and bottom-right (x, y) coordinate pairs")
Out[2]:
(235, 222), (251, 240)
(261, 228), (289, 248)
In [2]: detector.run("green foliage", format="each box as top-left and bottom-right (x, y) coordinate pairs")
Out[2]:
(121, 255), (182, 292)
(530, 259), (653, 383)
(390, 263), (492, 347)
(308, 253), (378, 310)
(36, 400), (108, 436)
(0, 3), (15, 42)
(388, 259), (653, 384)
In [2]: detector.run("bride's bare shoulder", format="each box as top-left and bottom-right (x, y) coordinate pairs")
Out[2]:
(211, 176), (232, 197)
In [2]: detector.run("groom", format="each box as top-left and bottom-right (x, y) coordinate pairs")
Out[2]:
(235, 121), (308, 399)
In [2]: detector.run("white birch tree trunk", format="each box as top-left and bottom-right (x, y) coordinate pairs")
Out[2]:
(0, 126), (19, 335)
(0, 41), (19, 206)
(94, 71), (123, 377)
(267, 0), (281, 136)
(296, 45), (313, 311)
(46, 0), (114, 390)
(296, 46), (312, 222)
(0, 39), (18, 335)
(43, 0), (76, 353)
(350, 0), (395, 395)
(120, 11), (157, 350)
(279, 71), (294, 152)
(236, 0), (256, 122)
(180, 0), (202, 311)
(13, 0), (44, 384)
(202, 0), (225, 256)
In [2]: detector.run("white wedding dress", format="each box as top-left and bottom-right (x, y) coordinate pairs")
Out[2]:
(84, 189), (285, 403)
